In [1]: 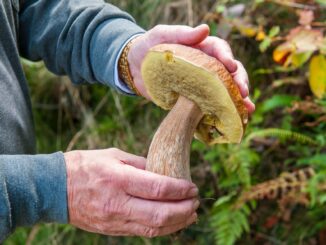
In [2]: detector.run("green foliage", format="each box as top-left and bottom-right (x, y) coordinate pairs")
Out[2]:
(245, 128), (318, 145)
(298, 154), (326, 169)
(211, 196), (250, 245)
(259, 94), (299, 113)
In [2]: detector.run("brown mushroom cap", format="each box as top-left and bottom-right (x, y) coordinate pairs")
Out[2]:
(141, 44), (248, 144)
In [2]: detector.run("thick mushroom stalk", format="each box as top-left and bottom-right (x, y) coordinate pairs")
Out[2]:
(142, 44), (248, 181)
(146, 96), (203, 181)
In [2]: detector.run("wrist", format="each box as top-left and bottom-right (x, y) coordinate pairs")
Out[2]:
(127, 35), (152, 100)
(118, 37), (142, 96)
(63, 151), (80, 224)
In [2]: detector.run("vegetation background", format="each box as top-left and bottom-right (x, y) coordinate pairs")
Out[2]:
(5, 0), (326, 244)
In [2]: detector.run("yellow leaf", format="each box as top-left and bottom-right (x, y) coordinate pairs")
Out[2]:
(291, 51), (313, 68)
(239, 26), (257, 37)
(273, 27), (323, 67)
(232, 19), (257, 38)
(309, 55), (326, 99)
(256, 30), (266, 41)
(319, 37), (326, 55)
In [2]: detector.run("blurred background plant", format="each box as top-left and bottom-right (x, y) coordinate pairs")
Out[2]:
(5, 0), (326, 244)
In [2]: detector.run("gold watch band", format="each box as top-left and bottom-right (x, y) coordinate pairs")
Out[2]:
(118, 39), (141, 96)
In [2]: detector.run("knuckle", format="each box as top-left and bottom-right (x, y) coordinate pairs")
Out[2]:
(180, 183), (191, 197)
(120, 195), (133, 216)
(143, 227), (159, 238)
(152, 210), (162, 226)
(151, 180), (166, 198)
(235, 59), (244, 68)
(152, 209), (169, 227)
(152, 24), (165, 32)
(108, 147), (121, 155)
(220, 39), (231, 48)
(103, 199), (122, 218)
(103, 199), (114, 217)
(149, 25), (167, 42)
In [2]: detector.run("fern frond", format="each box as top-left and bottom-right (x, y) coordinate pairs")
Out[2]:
(222, 148), (259, 188)
(237, 168), (315, 206)
(211, 199), (250, 245)
(245, 128), (317, 145)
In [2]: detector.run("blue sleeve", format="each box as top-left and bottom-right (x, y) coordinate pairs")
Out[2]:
(18, 0), (145, 92)
(0, 152), (67, 242)
(113, 35), (142, 95)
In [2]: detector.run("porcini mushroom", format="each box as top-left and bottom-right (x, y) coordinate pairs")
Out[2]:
(142, 44), (248, 181)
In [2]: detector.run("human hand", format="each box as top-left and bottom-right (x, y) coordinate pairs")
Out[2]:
(128, 24), (255, 114)
(64, 148), (199, 237)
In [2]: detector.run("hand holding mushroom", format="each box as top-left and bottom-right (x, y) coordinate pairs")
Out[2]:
(127, 24), (254, 181)
(65, 25), (253, 238)
(128, 24), (255, 114)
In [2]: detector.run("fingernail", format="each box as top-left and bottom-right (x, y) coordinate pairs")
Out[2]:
(193, 199), (200, 210)
(196, 24), (208, 29)
(188, 187), (199, 197)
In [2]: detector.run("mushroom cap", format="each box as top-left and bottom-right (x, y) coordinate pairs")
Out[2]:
(141, 44), (248, 144)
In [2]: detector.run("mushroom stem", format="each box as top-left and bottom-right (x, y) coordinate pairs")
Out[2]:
(146, 96), (203, 181)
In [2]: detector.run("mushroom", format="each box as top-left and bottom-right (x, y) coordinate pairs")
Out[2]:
(141, 44), (248, 181)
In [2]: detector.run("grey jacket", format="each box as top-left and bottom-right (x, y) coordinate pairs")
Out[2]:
(0, 0), (144, 241)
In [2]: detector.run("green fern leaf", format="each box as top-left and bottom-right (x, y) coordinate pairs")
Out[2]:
(211, 199), (250, 245)
(245, 128), (317, 145)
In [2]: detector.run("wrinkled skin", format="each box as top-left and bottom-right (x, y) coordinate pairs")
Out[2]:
(65, 148), (199, 237)
(128, 24), (255, 114)
(66, 24), (255, 237)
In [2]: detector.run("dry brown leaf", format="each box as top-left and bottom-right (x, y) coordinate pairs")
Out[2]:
(238, 168), (315, 207)
(287, 27), (323, 53)
(297, 10), (314, 26)
(305, 115), (326, 127)
(273, 27), (323, 66)
(288, 100), (326, 115)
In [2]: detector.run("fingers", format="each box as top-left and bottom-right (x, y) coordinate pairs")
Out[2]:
(244, 97), (256, 114)
(196, 38), (255, 114)
(196, 36), (237, 73)
(136, 24), (256, 115)
(104, 148), (147, 170)
(149, 24), (209, 46)
(136, 213), (197, 237)
(121, 164), (198, 200)
(121, 155), (146, 170)
(231, 61), (255, 113)
(122, 196), (199, 227)
(232, 60), (249, 98)
(97, 213), (197, 237)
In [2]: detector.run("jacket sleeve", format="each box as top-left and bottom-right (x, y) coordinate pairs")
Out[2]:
(18, 0), (145, 90)
(0, 152), (67, 242)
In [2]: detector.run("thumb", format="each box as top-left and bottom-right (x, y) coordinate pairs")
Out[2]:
(105, 148), (147, 170)
(149, 24), (210, 46)
(120, 153), (147, 170)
